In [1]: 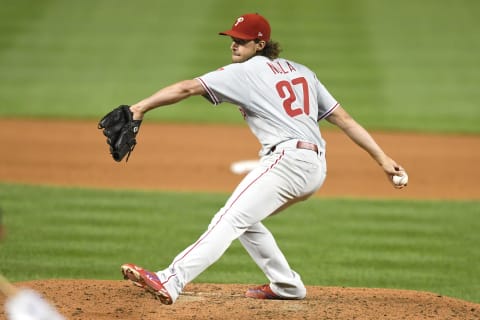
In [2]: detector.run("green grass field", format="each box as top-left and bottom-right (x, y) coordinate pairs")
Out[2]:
(0, 184), (479, 303)
(0, 0), (479, 132)
(0, 0), (479, 306)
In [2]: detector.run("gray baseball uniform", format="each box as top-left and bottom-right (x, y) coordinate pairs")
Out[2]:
(156, 55), (338, 302)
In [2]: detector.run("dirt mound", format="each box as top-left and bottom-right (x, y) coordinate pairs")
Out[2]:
(1, 280), (479, 320)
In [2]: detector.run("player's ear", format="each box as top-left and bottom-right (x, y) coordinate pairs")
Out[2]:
(255, 40), (266, 51)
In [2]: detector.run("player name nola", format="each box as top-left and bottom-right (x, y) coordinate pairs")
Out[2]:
(267, 61), (297, 75)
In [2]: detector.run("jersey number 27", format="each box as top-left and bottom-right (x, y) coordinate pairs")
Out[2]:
(275, 77), (310, 117)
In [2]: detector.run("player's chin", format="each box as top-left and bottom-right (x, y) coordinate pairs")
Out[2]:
(231, 54), (246, 63)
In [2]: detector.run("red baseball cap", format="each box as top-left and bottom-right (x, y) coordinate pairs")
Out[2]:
(219, 13), (271, 42)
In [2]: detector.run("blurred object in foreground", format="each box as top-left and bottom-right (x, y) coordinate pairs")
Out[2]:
(5, 289), (66, 320)
(1, 275), (66, 320)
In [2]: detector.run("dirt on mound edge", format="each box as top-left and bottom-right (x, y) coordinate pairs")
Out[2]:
(0, 280), (479, 320)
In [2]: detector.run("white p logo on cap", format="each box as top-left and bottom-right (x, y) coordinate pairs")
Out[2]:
(234, 17), (244, 26)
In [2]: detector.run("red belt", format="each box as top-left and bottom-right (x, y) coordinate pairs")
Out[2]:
(296, 141), (319, 153)
(271, 141), (319, 154)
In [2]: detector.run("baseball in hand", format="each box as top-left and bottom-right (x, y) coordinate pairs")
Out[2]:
(392, 172), (408, 187)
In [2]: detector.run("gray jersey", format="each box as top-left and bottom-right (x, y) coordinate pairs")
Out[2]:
(197, 55), (338, 156)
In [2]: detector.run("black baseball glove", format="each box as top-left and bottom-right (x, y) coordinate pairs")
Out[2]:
(98, 105), (142, 162)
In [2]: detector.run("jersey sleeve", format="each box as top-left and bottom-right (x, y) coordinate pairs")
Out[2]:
(196, 64), (248, 106)
(314, 75), (339, 121)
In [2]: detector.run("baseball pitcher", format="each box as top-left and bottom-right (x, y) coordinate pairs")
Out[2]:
(99, 13), (408, 304)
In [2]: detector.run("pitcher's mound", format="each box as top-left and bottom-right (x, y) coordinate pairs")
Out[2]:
(1, 280), (479, 319)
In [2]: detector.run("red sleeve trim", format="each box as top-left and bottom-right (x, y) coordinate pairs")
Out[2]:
(318, 102), (339, 121)
(196, 77), (220, 105)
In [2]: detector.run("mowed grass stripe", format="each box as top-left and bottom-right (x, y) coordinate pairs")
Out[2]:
(0, 1), (478, 132)
(236, 198), (480, 302)
(1, 183), (479, 302)
(361, 0), (480, 132)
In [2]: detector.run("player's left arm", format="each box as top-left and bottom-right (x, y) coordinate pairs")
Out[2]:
(326, 105), (406, 188)
(130, 79), (206, 120)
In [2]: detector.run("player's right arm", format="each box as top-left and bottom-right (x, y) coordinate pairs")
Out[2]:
(129, 79), (206, 120)
(326, 105), (405, 188)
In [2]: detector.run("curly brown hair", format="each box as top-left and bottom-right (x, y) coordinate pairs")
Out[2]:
(257, 40), (281, 60)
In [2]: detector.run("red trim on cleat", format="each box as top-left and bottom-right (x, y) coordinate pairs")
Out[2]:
(121, 263), (173, 305)
(245, 284), (283, 300)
